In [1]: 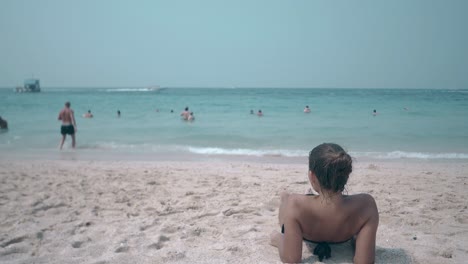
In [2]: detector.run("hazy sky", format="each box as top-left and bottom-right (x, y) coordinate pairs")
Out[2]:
(1, 0), (467, 88)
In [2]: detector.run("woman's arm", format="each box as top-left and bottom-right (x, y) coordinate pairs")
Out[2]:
(279, 216), (303, 263)
(353, 194), (379, 264)
(272, 193), (304, 263)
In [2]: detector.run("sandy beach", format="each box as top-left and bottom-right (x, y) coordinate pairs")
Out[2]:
(0, 158), (467, 263)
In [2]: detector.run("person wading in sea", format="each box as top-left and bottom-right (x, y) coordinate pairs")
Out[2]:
(0, 116), (8, 129)
(58, 101), (77, 149)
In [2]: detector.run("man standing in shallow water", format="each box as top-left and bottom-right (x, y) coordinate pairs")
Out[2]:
(58, 101), (77, 149)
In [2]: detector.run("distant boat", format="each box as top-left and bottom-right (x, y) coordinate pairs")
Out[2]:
(105, 86), (166, 93)
(147, 85), (161, 91)
(16, 78), (41, 93)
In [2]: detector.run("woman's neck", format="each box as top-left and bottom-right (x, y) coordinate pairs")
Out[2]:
(317, 191), (343, 204)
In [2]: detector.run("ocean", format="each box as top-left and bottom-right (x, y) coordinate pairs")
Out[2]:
(1, 87), (468, 161)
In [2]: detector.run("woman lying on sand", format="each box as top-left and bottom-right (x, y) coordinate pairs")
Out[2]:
(270, 143), (379, 263)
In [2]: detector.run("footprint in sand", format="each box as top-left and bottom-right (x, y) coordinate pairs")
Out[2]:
(71, 241), (84, 248)
(139, 219), (159, 231)
(148, 235), (170, 250)
(222, 208), (255, 216)
(190, 227), (204, 237)
(228, 246), (240, 253)
(161, 225), (179, 234)
(31, 202), (67, 214)
(432, 248), (453, 259)
(71, 235), (91, 249)
(455, 215), (468, 224)
(0, 245), (28, 257)
(0, 235), (27, 248)
(163, 250), (186, 261)
(263, 198), (279, 212)
(148, 243), (164, 250)
(0, 235), (30, 257)
(115, 241), (130, 253)
(294, 181), (308, 185)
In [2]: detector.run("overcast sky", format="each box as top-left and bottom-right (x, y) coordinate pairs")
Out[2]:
(1, 0), (467, 88)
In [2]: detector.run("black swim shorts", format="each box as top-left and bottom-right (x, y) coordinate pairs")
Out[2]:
(61, 125), (75, 135)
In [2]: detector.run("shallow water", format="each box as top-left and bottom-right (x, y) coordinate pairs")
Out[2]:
(1, 87), (467, 160)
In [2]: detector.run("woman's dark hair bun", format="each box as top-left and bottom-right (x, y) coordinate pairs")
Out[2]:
(309, 143), (352, 193)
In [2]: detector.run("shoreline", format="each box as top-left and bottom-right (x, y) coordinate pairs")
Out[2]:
(2, 148), (468, 164)
(1, 159), (467, 263)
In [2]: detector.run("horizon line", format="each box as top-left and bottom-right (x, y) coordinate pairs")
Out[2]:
(0, 86), (466, 90)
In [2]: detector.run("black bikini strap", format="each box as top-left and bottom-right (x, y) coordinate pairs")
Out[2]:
(282, 223), (333, 261)
(313, 242), (331, 261)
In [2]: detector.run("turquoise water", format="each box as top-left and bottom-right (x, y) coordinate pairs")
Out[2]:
(1, 88), (468, 160)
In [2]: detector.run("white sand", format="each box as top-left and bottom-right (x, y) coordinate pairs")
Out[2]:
(0, 159), (467, 263)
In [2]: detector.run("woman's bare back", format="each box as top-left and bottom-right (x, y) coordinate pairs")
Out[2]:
(274, 192), (378, 263)
(292, 193), (377, 243)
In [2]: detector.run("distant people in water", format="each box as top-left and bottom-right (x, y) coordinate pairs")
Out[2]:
(372, 109), (378, 116)
(117, 110), (121, 118)
(250, 109), (254, 115)
(257, 110), (263, 117)
(58, 101), (77, 149)
(83, 110), (93, 118)
(0, 116), (8, 129)
(170, 109), (174, 113)
(304, 105), (311, 113)
(188, 112), (195, 121)
(181, 107), (190, 120)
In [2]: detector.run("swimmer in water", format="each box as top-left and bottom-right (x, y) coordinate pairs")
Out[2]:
(181, 107), (190, 120)
(304, 105), (311, 113)
(83, 110), (93, 118)
(188, 112), (195, 121)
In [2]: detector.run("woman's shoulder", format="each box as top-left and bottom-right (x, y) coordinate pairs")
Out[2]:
(283, 193), (324, 216)
(280, 193), (314, 211)
(286, 193), (319, 203)
(346, 193), (378, 217)
(347, 193), (376, 202)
